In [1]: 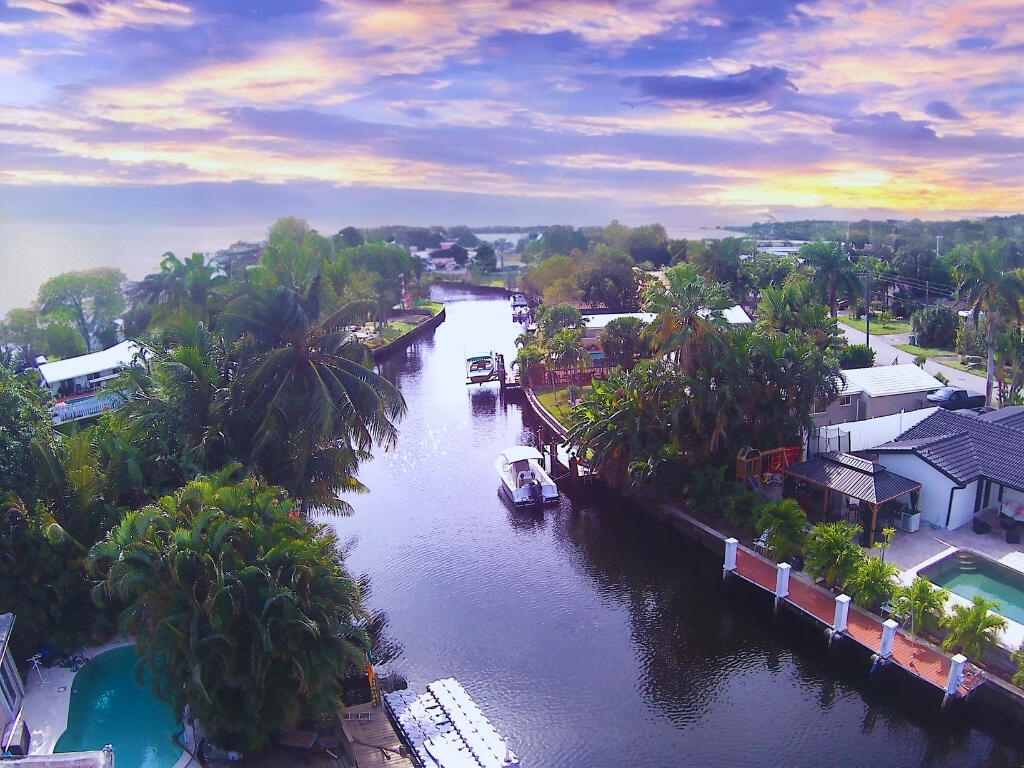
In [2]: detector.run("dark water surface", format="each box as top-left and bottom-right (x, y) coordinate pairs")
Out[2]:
(324, 288), (1024, 768)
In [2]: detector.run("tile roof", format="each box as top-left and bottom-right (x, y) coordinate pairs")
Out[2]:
(980, 405), (1024, 432)
(874, 409), (1024, 491)
(783, 452), (922, 505)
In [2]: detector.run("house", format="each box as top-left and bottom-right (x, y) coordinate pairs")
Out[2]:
(811, 364), (943, 427)
(37, 340), (147, 424)
(874, 408), (1024, 531)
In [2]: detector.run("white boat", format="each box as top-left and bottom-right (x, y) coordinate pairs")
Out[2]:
(494, 446), (559, 506)
(466, 352), (496, 385)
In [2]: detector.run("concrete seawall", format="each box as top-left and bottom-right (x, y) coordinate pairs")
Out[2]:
(371, 306), (446, 362)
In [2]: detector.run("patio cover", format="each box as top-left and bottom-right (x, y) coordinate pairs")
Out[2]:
(783, 452), (921, 545)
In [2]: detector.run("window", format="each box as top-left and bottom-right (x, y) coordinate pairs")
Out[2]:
(811, 398), (826, 415)
(840, 395), (852, 407)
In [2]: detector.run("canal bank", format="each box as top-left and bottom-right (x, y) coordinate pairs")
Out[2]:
(325, 288), (1024, 767)
(371, 305), (446, 362)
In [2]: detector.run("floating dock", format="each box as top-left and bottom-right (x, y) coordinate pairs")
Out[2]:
(384, 679), (519, 768)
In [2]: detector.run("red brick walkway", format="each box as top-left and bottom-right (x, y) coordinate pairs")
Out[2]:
(733, 548), (980, 697)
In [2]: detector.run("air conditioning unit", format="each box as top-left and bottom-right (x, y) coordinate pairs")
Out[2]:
(899, 509), (921, 533)
(3, 717), (31, 755)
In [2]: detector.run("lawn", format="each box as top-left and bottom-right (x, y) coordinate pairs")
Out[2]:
(534, 385), (590, 428)
(841, 317), (913, 335)
(413, 300), (444, 315)
(893, 343), (956, 359)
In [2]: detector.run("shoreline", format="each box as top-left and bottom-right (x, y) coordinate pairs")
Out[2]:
(370, 305), (446, 362)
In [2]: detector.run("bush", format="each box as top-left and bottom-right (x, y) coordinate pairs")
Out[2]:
(837, 344), (875, 369)
(911, 305), (957, 348)
(956, 320), (987, 357)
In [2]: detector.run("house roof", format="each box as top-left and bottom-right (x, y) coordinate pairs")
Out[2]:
(783, 452), (922, 505)
(37, 340), (143, 385)
(980, 405), (1024, 432)
(838, 364), (944, 398)
(582, 305), (751, 331)
(874, 409), (1024, 492)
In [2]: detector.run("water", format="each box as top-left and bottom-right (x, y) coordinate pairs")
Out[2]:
(54, 645), (183, 767)
(924, 552), (1024, 625)
(324, 288), (1024, 767)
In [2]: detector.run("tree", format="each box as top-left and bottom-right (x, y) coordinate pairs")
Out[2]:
(90, 476), (369, 751)
(844, 554), (899, 610)
(837, 344), (876, 369)
(754, 499), (807, 564)
(38, 268), (127, 352)
(576, 246), (638, 310)
(538, 303), (584, 340)
(335, 226), (364, 248)
(891, 577), (948, 636)
(600, 317), (651, 370)
(644, 263), (731, 374)
(544, 328), (589, 401)
(627, 224), (670, 267)
(474, 242), (497, 272)
(540, 225), (588, 257)
(602, 220), (631, 251)
(911, 305), (957, 348)
(804, 521), (864, 589)
(0, 363), (55, 499)
(1, 306), (85, 363)
(449, 245), (469, 267)
(941, 595), (1008, 661)
(129, 252), (225, 326)
(801, 241), (859, 318)
(953, 239), (1024, 403)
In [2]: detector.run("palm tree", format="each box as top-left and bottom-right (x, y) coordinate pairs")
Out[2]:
(801, 241), (859, 318)
(89, 476), (369, 751)
(844, 554), (899, 610)
(129, 252), (225, 324)
(891, 577), (948, 636)
(804, 520), (864, 589)
(754, 498), (808, 564)
(954, 239), (1024, 404)
(545, 327), (590, 402)
(941, 595), (1008, 661)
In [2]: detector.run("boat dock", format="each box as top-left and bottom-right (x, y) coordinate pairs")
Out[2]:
(725, 541), (984, 702)
(384, 679), (519, 768)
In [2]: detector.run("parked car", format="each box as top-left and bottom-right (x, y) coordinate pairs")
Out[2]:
(926, 387), (986, 410)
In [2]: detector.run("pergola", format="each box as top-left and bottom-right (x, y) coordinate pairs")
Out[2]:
(783, 452), (922, 546)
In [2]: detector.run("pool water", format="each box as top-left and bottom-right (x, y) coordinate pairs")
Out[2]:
(921, 551), (1024, 625)
(54, 645), (183, 768)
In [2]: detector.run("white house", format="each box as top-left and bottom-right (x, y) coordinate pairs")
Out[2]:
(811, 364), (944, 427)
(37, 340), (146, 424)
(874, 408), (1024, 531)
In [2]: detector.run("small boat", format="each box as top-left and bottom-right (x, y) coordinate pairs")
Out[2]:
(511, 292), (529, 309)
(494, 446), (559, 506)
(466, 352), (497, 384)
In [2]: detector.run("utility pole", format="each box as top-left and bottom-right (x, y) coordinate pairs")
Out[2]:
(865, 266), (871, 349)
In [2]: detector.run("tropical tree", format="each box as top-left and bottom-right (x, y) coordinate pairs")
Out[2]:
(473, 242), (497, 273)
(600, 316), (651, 370)
(844, 555), (899, 610)
(38, 267), (127, 351)
(129, 252), (226, 325)
(941, 595), (1008, 661)
(0, 362), (56, 500)
(544, 327), (590, 402)
(891, 577), (949, 636)
(801, 241), (859, 318)
(89, 476), (369, 751)
(538, 302), (584, 340)
(953, 239), (1024, 403)
(804, 521), (864, 589)
(753, 499), (807, 564)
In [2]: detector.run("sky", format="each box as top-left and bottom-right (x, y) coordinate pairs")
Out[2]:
(1, 0), (1023, 231)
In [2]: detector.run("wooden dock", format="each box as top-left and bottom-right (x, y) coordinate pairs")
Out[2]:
(339, 702), (416, 768)
(732, 547), (984, 699)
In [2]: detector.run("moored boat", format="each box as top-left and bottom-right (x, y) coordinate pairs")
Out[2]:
(466, 352), (497, 384)
(494, 446), (559, 505)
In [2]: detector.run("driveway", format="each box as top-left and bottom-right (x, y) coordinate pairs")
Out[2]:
(837, 321), (990, 396)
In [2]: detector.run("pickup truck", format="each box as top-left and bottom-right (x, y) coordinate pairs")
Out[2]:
(927, 387), (987, 410)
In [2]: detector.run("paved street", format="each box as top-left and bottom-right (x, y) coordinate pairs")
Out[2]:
(837, 321), (991, 397)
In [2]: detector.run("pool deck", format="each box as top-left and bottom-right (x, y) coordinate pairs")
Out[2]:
(886, 522), (1024, 650)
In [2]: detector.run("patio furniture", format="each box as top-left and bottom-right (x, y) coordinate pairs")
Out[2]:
(753, 529), (771, 554)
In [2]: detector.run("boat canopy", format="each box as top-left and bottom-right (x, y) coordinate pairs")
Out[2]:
(501, 446), (543, 463)
(467, 353), (492, 362)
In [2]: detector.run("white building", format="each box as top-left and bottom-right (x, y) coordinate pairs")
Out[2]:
(37, 341), (146, 424)
(811, 364), (943, 427)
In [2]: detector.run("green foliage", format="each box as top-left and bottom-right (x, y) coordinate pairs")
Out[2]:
(844, 555), (899, 609)
(892, 577), (948, 636)
(753, 499), (808, 564)
(38, 267), (127, 352)
(538, 303), (584, 339)
(911, 305), (958, 348)
(473, 242), (497, 272)
(600, 316), (651, 370)
(800, 241), (859, 318)
(1013, 645), (1024, 688)
(941, 595), (1008, 661)
(128, 252), (226, 328)
(837, 344), (876, 368)
(804, 521), (864, 588)
(90, 477), (369, 751)
(0, 306), (86, 363)
(0, 363), (55, 499)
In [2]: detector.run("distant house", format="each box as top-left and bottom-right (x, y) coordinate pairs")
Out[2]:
(874, 408), (1024, 530)
(38, 340), (147, 424)
(210, 241), (263, 278)
(811, 364), (943, 427)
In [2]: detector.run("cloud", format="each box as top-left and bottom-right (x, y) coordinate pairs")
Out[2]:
(833, 112), (937, 145)
(623, 66), (796, 105)
(924, 100), (965, 120)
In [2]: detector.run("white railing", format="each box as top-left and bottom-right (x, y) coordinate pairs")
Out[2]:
(50, 391), (123, 425)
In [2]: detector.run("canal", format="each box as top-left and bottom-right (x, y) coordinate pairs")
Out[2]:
(325, 288), (1024, 767)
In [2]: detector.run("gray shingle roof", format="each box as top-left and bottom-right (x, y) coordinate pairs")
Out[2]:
(875, 409), (1024, 491)
(783, 452), (922, 505)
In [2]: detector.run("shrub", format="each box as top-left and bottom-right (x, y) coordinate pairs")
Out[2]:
(805, 520), (864, 588)
(911, 305), (957, 348)
(753, 499), (808, 564)
(956, 320), (987, 357)
(837, 344), (875, 369)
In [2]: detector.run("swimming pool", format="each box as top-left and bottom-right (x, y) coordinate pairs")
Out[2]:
(54, 645), (183, 768)
(920, 550), (1024, 625)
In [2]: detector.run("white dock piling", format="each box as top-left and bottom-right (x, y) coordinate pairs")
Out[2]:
(879, 619), (899, 658)
(723, 538), (738, 578)
(833, 594), (851, 634)
(774, 562), (791, 605)
(945, 654), (967, 696)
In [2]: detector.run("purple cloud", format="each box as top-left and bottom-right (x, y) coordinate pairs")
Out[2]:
(924, 100), (964, 120)
(833, 112), (937, 144)
(623, 66), (796, 105)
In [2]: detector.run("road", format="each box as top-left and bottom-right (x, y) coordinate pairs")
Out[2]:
(837, 322), (990, 396)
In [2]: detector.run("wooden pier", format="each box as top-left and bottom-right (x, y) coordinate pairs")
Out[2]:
(729, 545), (984, 701)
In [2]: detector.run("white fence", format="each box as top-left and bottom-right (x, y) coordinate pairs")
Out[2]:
(807, 407), (938, 456)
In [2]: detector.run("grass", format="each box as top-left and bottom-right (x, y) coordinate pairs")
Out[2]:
(413, 300), (444, 315)
(936, 359), (984, 375)
(534, 385), (591, 428)
(893, 343), (956, 359)
(841, 317), (913, 335)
